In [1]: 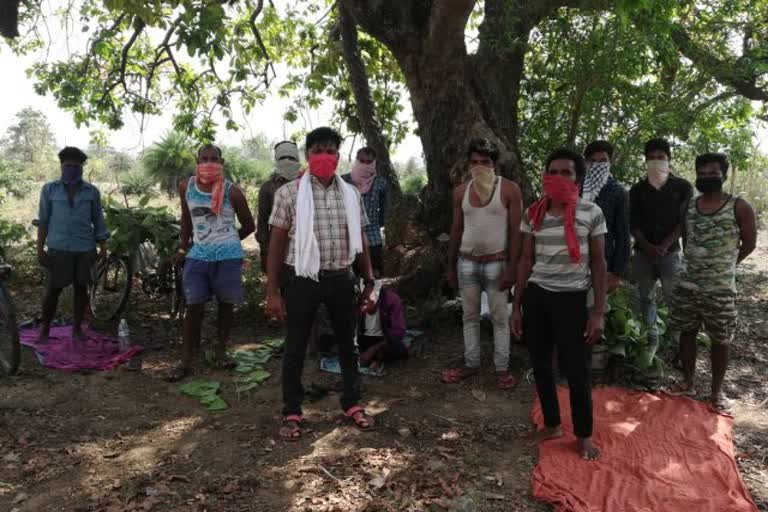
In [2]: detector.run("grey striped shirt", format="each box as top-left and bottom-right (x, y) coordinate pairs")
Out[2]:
(521, 199), (607, 292)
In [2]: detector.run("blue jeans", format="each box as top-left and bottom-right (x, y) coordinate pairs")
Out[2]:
(458, 258), (510, 371)
(633, 250), (682, 345)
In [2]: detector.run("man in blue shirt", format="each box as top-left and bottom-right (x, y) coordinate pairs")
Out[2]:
(36, 147), (109, 342)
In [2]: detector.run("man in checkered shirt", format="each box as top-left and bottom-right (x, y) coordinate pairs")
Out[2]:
(266, 127), (378, 440)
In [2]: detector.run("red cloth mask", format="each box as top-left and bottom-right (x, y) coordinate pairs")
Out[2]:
(308, 153), (339, 180)
(528, 174), (581, 263)
(195, 162), (225, 215)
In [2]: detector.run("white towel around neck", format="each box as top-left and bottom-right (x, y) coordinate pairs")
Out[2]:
(295, 172), (363, 280)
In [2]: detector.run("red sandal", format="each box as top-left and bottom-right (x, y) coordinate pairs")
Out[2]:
(345, 406), (375, 431)
(497, 372), (520, 389)
(441, 367), (479, 384)
(279, 414), (304, 441)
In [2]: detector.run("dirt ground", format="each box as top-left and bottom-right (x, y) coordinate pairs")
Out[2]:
(1, 239), (767, 512)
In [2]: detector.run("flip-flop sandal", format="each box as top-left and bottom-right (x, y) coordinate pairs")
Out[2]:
(666, 382), (696, 397)
(441, 368), (479, 384)
(497, 373), (520, 389)
(279, 415), (304, 441)
(345, 406), (376, 431)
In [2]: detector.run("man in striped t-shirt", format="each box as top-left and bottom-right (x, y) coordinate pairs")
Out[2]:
(511, 148), (607, 460)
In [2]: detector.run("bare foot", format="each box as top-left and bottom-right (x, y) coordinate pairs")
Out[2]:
(533, 425), (564, 444)
(711, 393), (733, 413)
(579, 437), (601, 460)
(668, 380), (696, 396)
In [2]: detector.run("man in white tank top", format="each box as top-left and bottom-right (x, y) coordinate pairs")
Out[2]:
(443, 138), (523, 389)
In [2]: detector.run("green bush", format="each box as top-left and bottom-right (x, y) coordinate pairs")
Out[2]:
(120, 170), (157, 197)
(103, 197), (179, 258)
(0, 219), (28, 260)
(602, 285), (669, 373)
(401, 174), (426, 196)
(242, 258), (266, 319)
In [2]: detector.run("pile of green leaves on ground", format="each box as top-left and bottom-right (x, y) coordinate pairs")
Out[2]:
(182, 339), (284, 410)
(603, 285), (668, 374)
(178, 380), (228, 411)
(230, 338), (284, 393)
(103, 197), (180, 259)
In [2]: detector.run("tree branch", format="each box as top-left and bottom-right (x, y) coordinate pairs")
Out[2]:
(671, 24), (768, 102)
(248, 0), (277, 88)
(427, 0), (476, 54)
(339, 2), (401, 198)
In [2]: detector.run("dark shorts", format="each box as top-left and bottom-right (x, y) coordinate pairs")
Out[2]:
(183, 258), (243, 305)
(47, 249), (95, 290)
(369, 245), (384, 274)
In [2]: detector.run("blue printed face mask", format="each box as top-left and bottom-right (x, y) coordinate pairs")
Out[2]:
(61, 164), (83, 184)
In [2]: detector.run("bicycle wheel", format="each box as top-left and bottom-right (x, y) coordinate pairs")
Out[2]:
(90, 255), (133, 321)
(0, 283), (20, 376)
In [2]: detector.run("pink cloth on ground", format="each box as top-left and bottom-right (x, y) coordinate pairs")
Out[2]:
(531, 386), (758, 512)
(19, 326), (141, 371)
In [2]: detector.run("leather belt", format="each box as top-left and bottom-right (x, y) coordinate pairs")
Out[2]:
(460, 251), (508, 263)
(285, 265), (353, 279)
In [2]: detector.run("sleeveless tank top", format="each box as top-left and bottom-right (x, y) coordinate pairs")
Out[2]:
(679, 195), (739, 292)
(186, 178), (243, 261)
(459, 177), (508, 256)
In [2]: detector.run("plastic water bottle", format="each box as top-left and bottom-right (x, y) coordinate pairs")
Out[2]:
(118, 319), (141, 371)
(118, 319), (130, 352)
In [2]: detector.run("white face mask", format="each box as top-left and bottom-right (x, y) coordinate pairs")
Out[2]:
(276, 159), (302, 180)
(646, 160), (670, 190)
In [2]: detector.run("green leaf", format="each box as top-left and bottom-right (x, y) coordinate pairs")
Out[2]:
(178, 379), (220, 397)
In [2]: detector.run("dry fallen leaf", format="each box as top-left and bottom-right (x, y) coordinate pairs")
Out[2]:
(471, 390), (487, 402)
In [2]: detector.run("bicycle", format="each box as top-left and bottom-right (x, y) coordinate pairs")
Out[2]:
(0, 260), (20, 376)
(32, 219), (184, 322)
(90, 242), (185, 322)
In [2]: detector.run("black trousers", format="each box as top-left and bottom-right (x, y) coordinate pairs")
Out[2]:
(523, 283), (593, 438)
(282, 268), (360, 416)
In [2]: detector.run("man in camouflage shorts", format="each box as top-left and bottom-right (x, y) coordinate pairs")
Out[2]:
(668, 153), (757, 411)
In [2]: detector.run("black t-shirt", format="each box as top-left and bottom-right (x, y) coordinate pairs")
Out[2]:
(629, 174), (693, 252)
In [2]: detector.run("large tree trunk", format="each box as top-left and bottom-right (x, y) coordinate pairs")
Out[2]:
(341, 0), (529, 235)
(338, 4), (402, 201)
(0, 0), (21, 38)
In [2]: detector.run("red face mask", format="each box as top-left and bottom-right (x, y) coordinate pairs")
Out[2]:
(308, 153), (339, 180)
(542, 174), (579, 204)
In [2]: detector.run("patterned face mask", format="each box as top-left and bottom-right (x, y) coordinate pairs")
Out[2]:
(582, 162), (610, 202)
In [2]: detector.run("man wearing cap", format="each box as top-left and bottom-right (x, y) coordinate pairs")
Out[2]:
(256, 141), (302, 272)
(36, 146), (109, 342)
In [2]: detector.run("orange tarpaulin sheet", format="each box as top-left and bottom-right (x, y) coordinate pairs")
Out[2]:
(531, 386), (759, 512)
